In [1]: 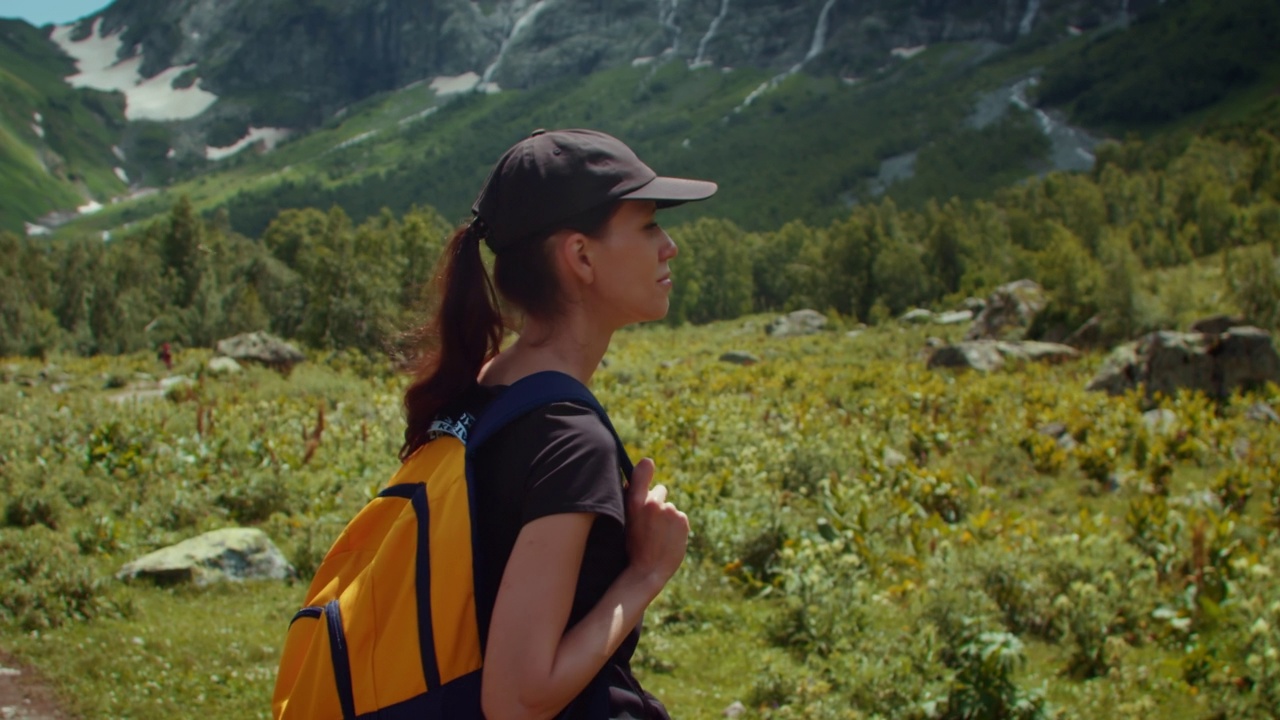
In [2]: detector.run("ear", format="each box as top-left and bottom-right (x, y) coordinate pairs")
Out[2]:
(553, 229), (596, 287)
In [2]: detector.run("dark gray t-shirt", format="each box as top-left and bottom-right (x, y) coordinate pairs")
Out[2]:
(467, 389), (668, 720)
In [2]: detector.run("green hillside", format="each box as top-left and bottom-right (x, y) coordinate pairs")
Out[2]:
(0, 19), (126, 232)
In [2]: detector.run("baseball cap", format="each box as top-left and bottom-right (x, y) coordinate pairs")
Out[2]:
(472, 128), (718, 253)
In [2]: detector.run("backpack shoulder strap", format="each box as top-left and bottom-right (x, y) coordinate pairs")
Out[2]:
(467, 370), (633, 478)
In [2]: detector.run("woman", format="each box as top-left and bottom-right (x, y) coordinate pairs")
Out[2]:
(400, 129), (717, 719)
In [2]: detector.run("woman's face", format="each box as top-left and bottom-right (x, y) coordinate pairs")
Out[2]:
(585, 200), (679, 328)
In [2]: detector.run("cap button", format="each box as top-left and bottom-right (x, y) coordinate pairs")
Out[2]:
(530, 128), (547, 136)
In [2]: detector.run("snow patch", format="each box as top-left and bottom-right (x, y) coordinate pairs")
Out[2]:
(205, 127), (292, 161)
(78, 200), (104, 215)
(398, 106), (440, 126)
(632, 56), (656, 67)
(166, 147), (177, 159)
(1066, 25), (1083, 36)
(890, 45), (927, 60)
(332, 130), (379, 152)
(50, 19), (218, 121)
(31, 123), (45, 139)
(33, 112), (43, 123)
(114, 167), (129, 183)
(25, 222), (52, 237)
(112, 145), (126, 161)
(427, 72), (499, 95)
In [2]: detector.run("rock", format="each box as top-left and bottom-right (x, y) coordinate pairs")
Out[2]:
(1246, 402), (1279, 424)
(928, 342), (1005, 372)
(159, 375), (193, 391)
(1000, 341), (1080, 364)
(965, 279), (1047, 341)
(1142, 409), (1178, 435)
(1038, 422), (1077, 451)
(724, 701), (746, 719)
(883, 447), (907, 468)
(845, 330), (865, 339)
(765, 309), (828, 337)
(936, 309), (974, 325)
(214, 331), (305, 373)
(927, 340), (1078, 372)
(962, 297), (987, 314)
(1190, 314), (1247, 335)
(719, 351), (760, 366)
(207, 357), (243, 375)
(1064, 315), (1103, 349)
(117, 527), (294, 587)
(900, 308), (935, 324)
(1087, 327), (1280, 399)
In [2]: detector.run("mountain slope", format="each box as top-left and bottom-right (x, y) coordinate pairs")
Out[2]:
(0, 19), (126, 232)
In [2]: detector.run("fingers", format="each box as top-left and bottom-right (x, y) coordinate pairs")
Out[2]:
(650, 484), (668, 504)
(629, 458), (654, 503)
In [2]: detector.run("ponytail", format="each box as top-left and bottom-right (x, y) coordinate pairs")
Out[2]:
(399, 201), (618, 461)
(400, 222), (503, 461)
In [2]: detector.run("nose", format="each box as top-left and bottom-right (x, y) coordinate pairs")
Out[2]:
(660, 231), (678, 261)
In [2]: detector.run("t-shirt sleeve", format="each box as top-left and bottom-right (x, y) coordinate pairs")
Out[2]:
(517, 402), (626, 526)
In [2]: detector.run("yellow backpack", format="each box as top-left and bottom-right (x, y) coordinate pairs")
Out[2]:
(272, 371), (631, 719)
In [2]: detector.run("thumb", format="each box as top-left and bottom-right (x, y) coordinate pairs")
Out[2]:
(629, 458), (655, 506)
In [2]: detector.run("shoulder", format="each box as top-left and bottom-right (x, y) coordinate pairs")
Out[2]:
(504, 401), (617, 459)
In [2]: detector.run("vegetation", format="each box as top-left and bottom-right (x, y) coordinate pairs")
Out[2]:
(1, 318), (1277, 719)
(0, 19), (128, 232)
(4, 123), (1278, 360)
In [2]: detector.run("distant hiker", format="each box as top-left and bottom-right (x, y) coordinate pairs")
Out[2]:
(157, 342), (172, 371)
(275, 129), (716, 720)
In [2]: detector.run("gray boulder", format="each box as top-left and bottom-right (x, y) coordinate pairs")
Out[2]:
(1190, 314), (1247, 335)
(936, 310), (974, 325)
(719, 351), (761, 366)
(965, 279), (1047, 341)
(117, 527), (295, 586)
(927, 340), (1078, 372)
(900, 308), (935, 324)
(765, 309), (828, 337)
(215, 331), (305, 373)
(1086, 327), (1280, 398)
(207, 356), (243, 375)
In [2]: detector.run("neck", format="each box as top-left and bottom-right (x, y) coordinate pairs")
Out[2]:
(483, 313), (613, 387)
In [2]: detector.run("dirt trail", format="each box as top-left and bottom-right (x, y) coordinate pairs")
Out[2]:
(0, 650), (72, 720)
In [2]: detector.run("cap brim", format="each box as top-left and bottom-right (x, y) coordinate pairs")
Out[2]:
(620, 176), (718, 208)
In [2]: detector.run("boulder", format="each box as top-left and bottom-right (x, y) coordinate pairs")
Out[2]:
(899, 308), (934, 324)
(117, 527), (294, 587)
(1246, 402), (1279, 424)
(765, 309), (828, 337)
(965, 279), (1047, 341)
(207, 357), (243, 375)
(1064, 315), (1103, 349)
(719, 351), (761, 366)
(936, 310), (974, 325)
(1190, 314), (1247, 335)
(1142, 409), (1179, 435)
(214, 331), (305, 373)
(1086, 327), (1280, 398)
(927, 342), (1004, 372)
(927, 340), (1078, 372)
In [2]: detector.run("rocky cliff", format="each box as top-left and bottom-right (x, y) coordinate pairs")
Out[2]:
(70, 0), (1142, 127)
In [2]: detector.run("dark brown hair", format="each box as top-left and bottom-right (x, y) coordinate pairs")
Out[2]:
(399, 201), (618, 461)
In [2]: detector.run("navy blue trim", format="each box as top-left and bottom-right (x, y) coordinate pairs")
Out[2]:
(377, 484), (419, 500)
(409, 485), (442, 692)
(350, 669), (483, 719)
(325, 599), (357, 720)
(290, 605), (323, 627)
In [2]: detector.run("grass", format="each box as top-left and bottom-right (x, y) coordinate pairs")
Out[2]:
(1, 306), (1277, 718)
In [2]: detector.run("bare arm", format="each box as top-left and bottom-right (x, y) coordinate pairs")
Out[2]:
(480, 458), (687, 720)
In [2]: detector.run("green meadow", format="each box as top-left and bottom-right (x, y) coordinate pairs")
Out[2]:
(2, 315), (1278, 719)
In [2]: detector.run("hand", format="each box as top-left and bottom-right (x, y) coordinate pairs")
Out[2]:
(624, 458), (689, 586)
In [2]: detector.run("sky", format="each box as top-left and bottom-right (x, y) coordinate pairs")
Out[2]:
(0, 0), (112, 27)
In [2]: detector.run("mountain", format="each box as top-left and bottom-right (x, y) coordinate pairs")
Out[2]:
(3, 0), (1277, 236)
